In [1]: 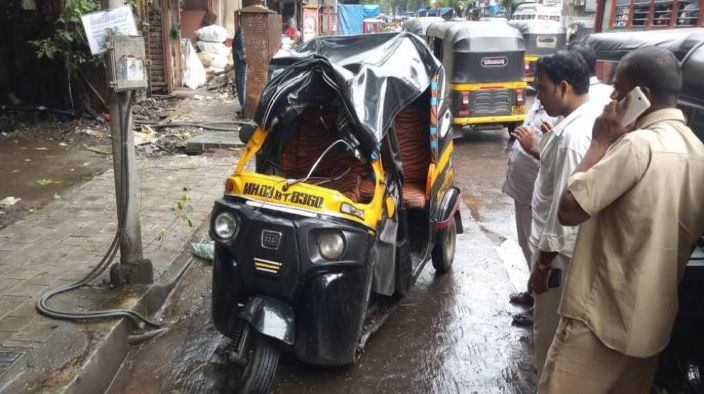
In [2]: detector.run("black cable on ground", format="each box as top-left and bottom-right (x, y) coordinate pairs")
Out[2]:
(36, 91), (163, 330)
(134, 119), (245, 132)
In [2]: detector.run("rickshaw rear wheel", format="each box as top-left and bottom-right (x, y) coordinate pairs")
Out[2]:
(227, 323), (280, 394)
(432, 216), (457, 273)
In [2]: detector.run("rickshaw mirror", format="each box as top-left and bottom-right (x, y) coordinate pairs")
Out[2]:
(239, 123), (257, 144)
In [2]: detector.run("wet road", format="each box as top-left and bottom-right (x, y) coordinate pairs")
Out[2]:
(108, 128), (537, 393)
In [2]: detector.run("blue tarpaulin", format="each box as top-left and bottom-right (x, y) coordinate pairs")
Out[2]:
(338, 5), (364, 35)
(363, 5), (380, 18)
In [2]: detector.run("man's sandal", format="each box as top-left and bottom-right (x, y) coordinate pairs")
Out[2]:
(509, 291), (534, 307)
(512, 310), (534, 327)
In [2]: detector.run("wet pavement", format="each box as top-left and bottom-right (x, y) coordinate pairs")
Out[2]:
(108, 127), (538, 393)
(0, 136), (111, 229)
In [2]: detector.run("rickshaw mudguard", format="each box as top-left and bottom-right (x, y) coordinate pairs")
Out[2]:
(239, 295), (296, 345)
(433, 186), (463, 233)
(294, 260), (373, 366)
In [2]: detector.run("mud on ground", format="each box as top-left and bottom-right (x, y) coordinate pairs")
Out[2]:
(0, 91), (237, 230)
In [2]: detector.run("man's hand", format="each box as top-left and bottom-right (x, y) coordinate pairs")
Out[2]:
(512, 126), (540, 160)
(539, 122), (553, 135)
(592, 96), (636, 147)
(528, 251), (558, 295)
(528, 266), (551, 295)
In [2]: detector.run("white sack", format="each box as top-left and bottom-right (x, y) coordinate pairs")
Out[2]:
(196, 24), (229, 43)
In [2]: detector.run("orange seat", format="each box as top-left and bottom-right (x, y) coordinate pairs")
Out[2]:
(394, 106), (430, 209)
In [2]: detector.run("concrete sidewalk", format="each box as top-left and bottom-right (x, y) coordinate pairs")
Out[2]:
(0, 152), (236, 392)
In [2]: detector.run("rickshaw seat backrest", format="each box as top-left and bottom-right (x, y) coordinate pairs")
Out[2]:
(280, 107), (372, 203)
(394, 105), (431, 209)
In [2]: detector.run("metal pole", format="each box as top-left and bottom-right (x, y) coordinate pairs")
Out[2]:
(104, 0), (154, 285)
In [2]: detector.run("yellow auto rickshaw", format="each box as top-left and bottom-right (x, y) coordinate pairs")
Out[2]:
(424, 20), (527, 136)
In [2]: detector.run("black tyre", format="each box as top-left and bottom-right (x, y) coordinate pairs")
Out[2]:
(432, 216), (457, 273)
(229, 325), (280, 394)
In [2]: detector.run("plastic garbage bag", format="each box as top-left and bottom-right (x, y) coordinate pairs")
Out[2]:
(183, 40), (206, 89)
(196, 25), (229, 43)
(191, 241), (215, 262)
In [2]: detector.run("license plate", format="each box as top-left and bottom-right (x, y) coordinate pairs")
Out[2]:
(512, 105), (525, 115)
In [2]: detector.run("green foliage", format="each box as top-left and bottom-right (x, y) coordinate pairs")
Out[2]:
(499, 0), (517, 16)
(170, 23), (181, 40)
(27, 0), (105, 109)
(172, 194), (195, 228)
(29, 0), (101, 62)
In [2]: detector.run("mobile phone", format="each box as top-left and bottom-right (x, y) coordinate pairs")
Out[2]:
(548, 268), (562, 289)
(619, 86), (651, 127)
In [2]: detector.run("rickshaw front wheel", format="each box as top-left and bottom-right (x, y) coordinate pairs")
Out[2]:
(227, 323), (280, 394)
(432, 217), (457, 273)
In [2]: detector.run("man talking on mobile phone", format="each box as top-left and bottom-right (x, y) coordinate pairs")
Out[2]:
(543, 47), (704, 392)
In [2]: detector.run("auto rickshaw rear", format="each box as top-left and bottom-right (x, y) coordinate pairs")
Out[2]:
(509, 19), (566, 83)
(425, 20), (528, 136)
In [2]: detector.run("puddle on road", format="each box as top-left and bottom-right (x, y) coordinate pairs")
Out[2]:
(0, 138), (111, 228)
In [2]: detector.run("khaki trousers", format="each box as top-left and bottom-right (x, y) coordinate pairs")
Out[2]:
(514, 200), (533, 268)
(533, 253), (569, 378)
(538, 318), (658, 394)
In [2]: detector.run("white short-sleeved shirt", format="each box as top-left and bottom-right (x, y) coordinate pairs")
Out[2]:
(503, 99), (558, 204)
(529, 98), (602, 257)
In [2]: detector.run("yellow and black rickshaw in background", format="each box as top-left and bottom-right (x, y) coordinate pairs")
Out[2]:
(424, 20), (527, 136)
(210, 32), (462, 393)
(509, 19), (566, 83)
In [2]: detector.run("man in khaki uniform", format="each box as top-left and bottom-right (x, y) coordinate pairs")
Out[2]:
(540, 47), (704, 392)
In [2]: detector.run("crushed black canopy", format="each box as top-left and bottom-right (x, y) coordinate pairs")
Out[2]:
(254, 32), (442, 157)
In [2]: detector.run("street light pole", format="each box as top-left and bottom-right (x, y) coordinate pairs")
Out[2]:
(102, 0), (153, 285)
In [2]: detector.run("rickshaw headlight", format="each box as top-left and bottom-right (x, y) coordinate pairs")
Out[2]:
(318, 231), (345, 261)
(214, 212), (239, 240)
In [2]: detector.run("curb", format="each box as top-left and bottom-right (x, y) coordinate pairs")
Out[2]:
(4, 217), (212, 393)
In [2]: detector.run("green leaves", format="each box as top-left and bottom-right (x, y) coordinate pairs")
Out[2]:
(28, 0), (103, 61)
(172, 194), (195, 229)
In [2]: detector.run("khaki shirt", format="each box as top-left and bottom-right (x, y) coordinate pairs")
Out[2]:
(560, 108), (704, 357)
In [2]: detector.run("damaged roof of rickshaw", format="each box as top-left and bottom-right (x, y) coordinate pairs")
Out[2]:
(255, 32), (443, 156)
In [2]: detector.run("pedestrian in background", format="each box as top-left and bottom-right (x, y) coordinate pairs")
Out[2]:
(503, 88), (558, 326)
(571, 44), (613, 104)
(514, 50), (602, 378)
(233, 11), (246, 116)
(544, 47), (704, 393)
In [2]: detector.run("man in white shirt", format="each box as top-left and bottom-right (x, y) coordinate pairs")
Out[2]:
(513, 50), (602, 378)
(503, 96), (558, 325)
